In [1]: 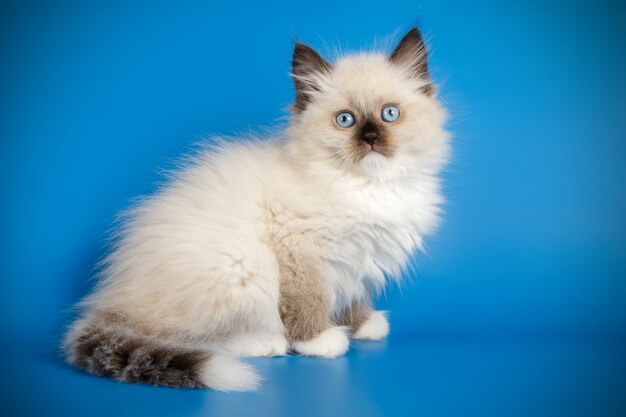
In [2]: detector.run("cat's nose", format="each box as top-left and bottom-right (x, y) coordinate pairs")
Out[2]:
(362, 132), (379, 145)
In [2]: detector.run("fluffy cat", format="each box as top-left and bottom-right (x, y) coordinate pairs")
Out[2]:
(63, 27), (450, 391)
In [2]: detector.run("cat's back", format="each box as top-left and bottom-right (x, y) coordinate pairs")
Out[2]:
(126, 137), (294, 234)
(84, 137), (291, 316)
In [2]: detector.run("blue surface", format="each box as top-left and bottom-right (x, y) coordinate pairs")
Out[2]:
(1, 1), (625, 416)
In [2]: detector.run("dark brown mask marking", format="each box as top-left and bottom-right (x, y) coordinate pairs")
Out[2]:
(358, 119), (382, 146)
(352, 117), (395, 158)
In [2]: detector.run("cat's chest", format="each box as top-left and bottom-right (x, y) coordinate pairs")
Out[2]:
(274, 176), (436, 273)
(322, 182), (425, 273)
(310, 183), (421, 311)
(273, 177), (438, 313)
(347, 183), (415, 224)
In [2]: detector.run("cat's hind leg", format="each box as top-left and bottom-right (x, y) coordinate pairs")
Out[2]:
(208, 332), (288, 358)
(198, 239), (288, 357)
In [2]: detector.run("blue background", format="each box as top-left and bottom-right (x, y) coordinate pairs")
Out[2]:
(1, 0), (625, 416)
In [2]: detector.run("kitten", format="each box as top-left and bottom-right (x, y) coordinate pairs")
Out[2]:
(63, 27), (450, 391)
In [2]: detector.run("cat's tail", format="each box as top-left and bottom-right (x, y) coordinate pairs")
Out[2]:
(62, 315), (260, 391)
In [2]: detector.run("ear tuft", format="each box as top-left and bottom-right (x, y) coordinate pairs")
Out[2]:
(389, 28), (434, 95)
(292, 43), (331, 112)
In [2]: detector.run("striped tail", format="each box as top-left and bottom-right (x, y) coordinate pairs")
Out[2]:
(62, 316), (259, 391)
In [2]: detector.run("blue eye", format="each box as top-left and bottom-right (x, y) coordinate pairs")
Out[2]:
(336, 111), (355, 128)
(381, 105), (400, 122)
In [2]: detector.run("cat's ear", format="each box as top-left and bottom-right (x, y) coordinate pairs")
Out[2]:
(292, 43), (331, 112)
(389, 27), (434, 95)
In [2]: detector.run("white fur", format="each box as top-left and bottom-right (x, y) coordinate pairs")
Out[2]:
(199, 355), (261, 391)
(292, 326), (350, 358)
(207, 333), (289, 357)
(353, 311), (390, 340)
(78, 48), (449, 388)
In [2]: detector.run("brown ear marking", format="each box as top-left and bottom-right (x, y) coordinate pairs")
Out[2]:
(292, 43), (332, 112)
(390, 27), (434, 95)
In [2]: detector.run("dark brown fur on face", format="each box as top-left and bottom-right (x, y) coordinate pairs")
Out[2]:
(351, 117), (396, 160)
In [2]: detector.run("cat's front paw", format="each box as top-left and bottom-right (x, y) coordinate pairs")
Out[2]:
(292, 326), (350, 358)
(352, 311), (389, 340)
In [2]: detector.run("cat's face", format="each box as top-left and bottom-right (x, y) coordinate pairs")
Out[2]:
(287, 28), (449, 179)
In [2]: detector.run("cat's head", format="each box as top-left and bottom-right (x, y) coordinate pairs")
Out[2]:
(286, 28), (449, 179)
